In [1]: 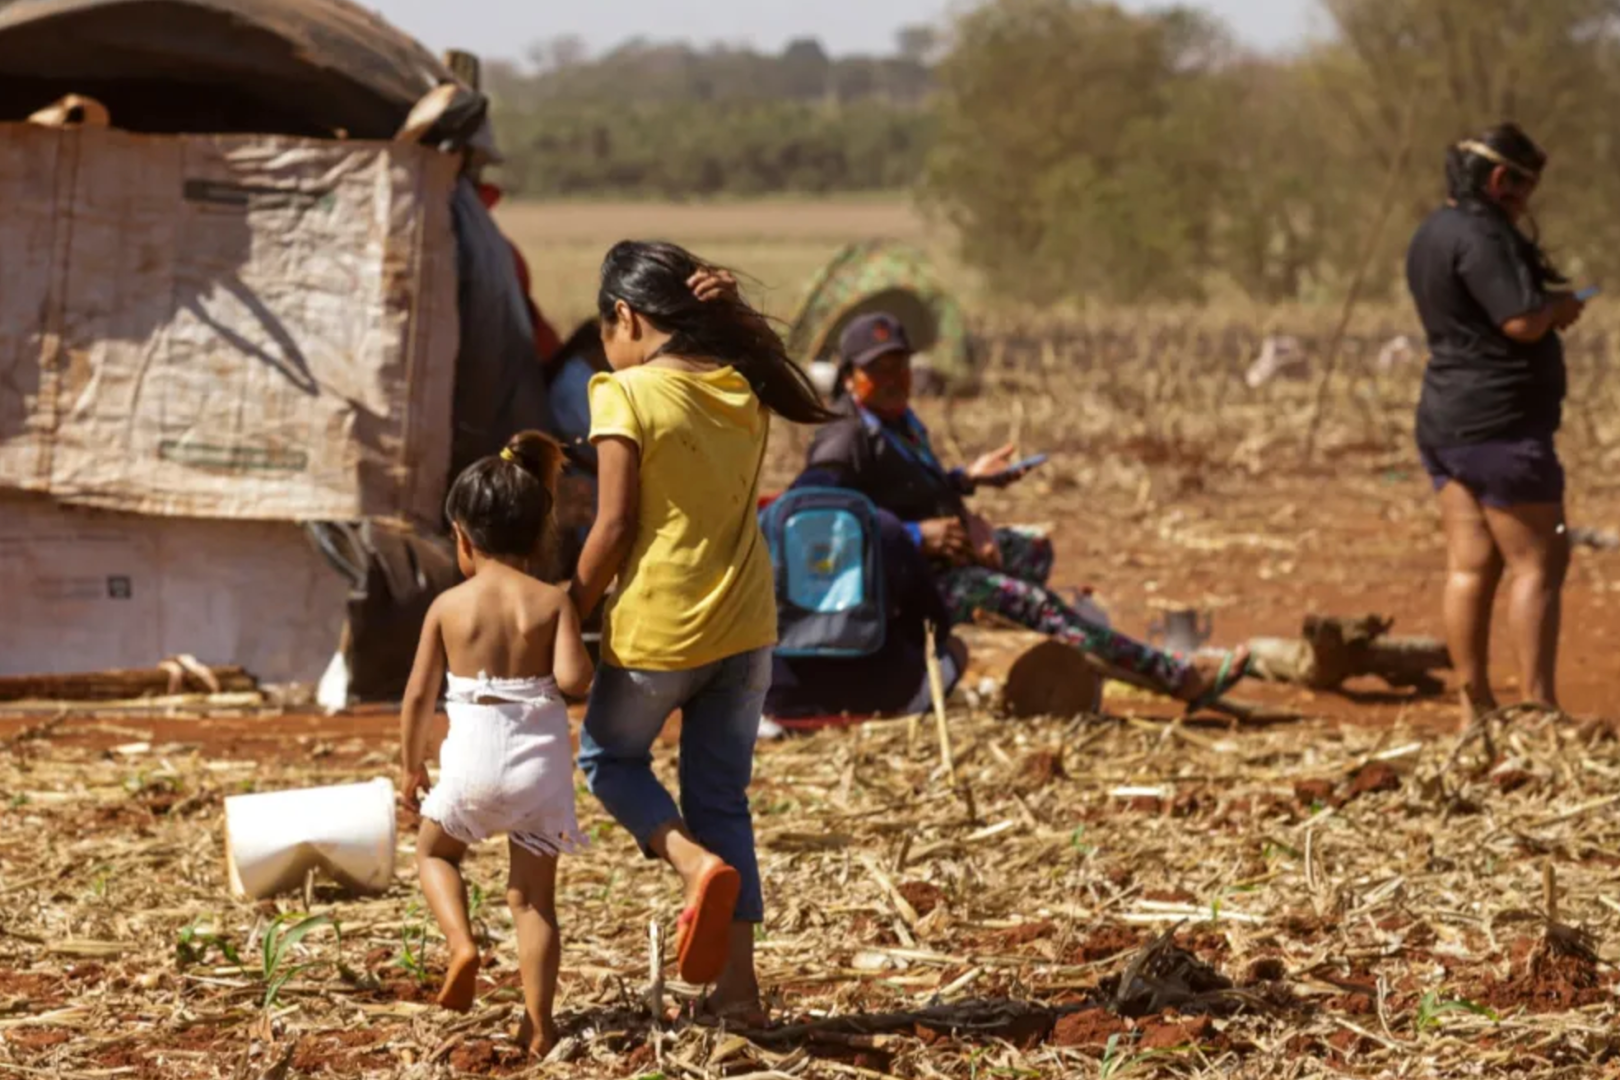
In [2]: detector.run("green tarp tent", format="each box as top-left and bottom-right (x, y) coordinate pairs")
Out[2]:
(786, 240), (976, 394)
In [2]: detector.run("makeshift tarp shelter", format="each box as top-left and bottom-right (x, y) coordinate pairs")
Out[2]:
(0, 491), (349, 684)
(0, 0), (549, 695)
(0, 117), (463, 522)
(0, 0), (460, 141)
(786, 240), (976, 394)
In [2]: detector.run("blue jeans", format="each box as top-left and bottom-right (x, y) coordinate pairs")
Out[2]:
(578, 647), (771, 923)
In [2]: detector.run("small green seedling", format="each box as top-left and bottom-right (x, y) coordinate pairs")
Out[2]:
(259, 913), (339, 1009)
(1099, 1034), (1187, 1079)
(1414, 989), (1498, 1033)
(87, 864), (114, 902)
(175, 919), (241, 968)
(123, 772), (181, 798)
(1099, 1034), (1129, 1080)
(596, 869), (620, 904)
(395, 902), (432, 985)
(466, 880), (492, 947)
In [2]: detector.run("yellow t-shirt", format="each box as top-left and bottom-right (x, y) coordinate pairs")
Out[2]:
(588, 365), (778, 671)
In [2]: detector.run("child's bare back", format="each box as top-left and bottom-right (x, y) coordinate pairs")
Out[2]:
(434, 565), (592, 697)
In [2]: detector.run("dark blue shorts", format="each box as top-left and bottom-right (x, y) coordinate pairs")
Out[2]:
(1419, 437), (1565, 508)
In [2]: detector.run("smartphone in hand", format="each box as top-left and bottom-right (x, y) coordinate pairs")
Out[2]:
(984, 453), (1049, 486)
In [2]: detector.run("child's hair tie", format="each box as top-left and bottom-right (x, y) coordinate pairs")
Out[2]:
(500, 446), (519, 464)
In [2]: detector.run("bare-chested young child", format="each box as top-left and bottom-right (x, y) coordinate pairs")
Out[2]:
(399, 430), (593, 1057)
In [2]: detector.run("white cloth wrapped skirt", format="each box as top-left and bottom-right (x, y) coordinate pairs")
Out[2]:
(419, 673), (585, 858)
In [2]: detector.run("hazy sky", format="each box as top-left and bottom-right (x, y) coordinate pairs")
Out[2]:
(366, 0), (1322, 65)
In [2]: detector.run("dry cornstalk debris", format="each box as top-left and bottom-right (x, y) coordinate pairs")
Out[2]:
(2, 694), (1618, 1079)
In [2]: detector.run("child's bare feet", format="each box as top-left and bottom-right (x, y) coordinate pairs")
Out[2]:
(516, 1013), (559, 1058)
(437, 944), (481, 1012)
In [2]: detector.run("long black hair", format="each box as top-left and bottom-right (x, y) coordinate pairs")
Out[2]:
(444, 430), (564, 559)
(597, 240), (835, 425)
(1446, 123), (1567, 290)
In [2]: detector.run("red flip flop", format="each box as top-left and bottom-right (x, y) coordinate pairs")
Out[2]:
(675, 862), (741, 985)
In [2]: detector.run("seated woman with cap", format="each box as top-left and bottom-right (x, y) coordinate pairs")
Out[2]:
(798, 313), (1248, 710)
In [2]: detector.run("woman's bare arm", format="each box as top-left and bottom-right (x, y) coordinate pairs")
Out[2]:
(569, 436), (640, 620)
(1502, 295), (1583, 342)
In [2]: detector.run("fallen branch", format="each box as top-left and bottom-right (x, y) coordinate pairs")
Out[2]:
(0, 661), (256, 703)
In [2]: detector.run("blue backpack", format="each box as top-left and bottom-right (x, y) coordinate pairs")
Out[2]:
(759, 487), (886, 658)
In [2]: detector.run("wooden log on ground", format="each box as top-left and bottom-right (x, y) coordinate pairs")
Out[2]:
(957, 624), (1107, 719)
(0, 690), (268, 717)
(0, 662), (257, 703)
(1247, 614), (1450, 691)
(1246, 638), (1320, 686)
(1004, 640), (1104, 720)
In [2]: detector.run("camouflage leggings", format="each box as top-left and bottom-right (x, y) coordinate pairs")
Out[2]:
(936, 527), (1193, 694)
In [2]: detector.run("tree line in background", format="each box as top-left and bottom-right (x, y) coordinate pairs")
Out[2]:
(486, 36), (935, 197)
(488, 0), (1620, 305)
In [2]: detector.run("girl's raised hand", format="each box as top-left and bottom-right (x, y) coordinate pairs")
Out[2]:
(689, 268), (739, 303)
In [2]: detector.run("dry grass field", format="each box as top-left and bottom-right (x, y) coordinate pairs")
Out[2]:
(495, 198), (937, 328)
(6, 201), (1620, 1079)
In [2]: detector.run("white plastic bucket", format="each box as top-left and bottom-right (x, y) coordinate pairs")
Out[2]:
(224, 778), (396, 899)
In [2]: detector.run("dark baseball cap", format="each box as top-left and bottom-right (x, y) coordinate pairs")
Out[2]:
(838, 313), (912, 369)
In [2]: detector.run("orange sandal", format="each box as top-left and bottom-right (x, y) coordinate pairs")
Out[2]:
(675, 862), (741, 985)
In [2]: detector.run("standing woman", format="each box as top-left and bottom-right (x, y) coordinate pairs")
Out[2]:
(1406, 124), (1585, 725)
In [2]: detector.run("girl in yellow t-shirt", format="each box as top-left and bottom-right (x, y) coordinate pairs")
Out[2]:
(570, 240), (832, 1021)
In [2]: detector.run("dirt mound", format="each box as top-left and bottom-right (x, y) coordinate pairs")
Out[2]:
(1294, 761), (1403, 810)
(1068, 927), (1146, 964)
(1138, 1014), (1216, 1050)
(1020, 749), (1067, 788)
(994, 920), (1057, 948)
(898, 880), (946, 916)
(1293, 778), (1336, 806)
(447, 1039), (528, 1074)
(1050, 1007), (1128, 1048)
(1343, 761), (1402, 799)
(1482, 931), (1611, 1013)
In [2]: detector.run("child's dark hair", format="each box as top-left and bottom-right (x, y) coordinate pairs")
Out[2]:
(597, 240), (836, 424)
(1446, 122), (1567, 289)
(444, 430), (563, 558)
